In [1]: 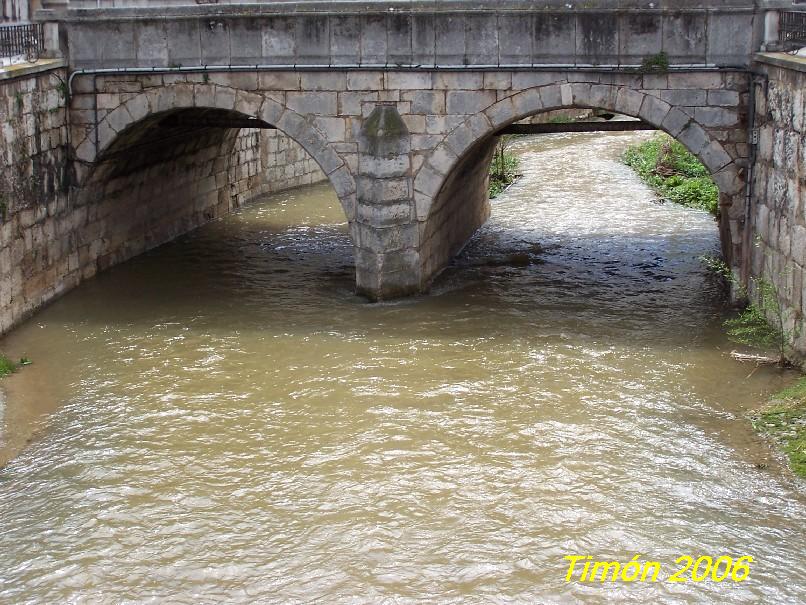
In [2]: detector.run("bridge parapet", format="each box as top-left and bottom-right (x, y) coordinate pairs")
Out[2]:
(59, 1), (762, 70)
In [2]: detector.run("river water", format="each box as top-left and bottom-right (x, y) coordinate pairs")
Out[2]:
(0, 132), (804, 604)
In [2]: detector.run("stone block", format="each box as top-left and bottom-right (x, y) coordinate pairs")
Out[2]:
(286, 92), (338, 116)
(700, 141), (733, 173)
(706, 13), (753, 67)
(446, 90), (497, 115)
(661, 13), (706, 64)
(235, 90), (262, 118)
(259, 97), (285, 126)
(673, 72), (724, 91)
(330, 16), (361, 65)
(402, 114), (426, 134)
(484, 97), (516, 128)
(386, 72), (432, 91)
(414, 163), (446, 197)
(660, 107), (691, 137)
(694, 107), (738, 128)
(359, 154), (410, 179)
(105, 105), (131, 134)
(339, 92), (379, 116)
(260, 18), (296, 65)
(214, 86), (236, 111)
(614, 87), (645, 118)
(229, 20), (263, 65)
(259, 72), (300, 91)
(678, 121), (710, 155)
(357, 177), (412, 205)
(538, 85), (563, 111)
(511, 72), (560, 90)
(357, 201), (413, 227)
(499, 16), (532, 66)
(533, 14), (575, 63)
(164, 19), (202, 66)
(348, 72), (384, 91)
(660, 89), (707, 107)
(388, 14), (413, 66)
(100, 22), (137, 68)
(360, 15), (388, 65)
(301, 72), (347, 92)
(575, 13), (618, 66)
(638, 95), (671, 127)
(296, 16), (330, 65)
(328, 165), (357, 201)
(619, 13), (662, 66)
(707, 90), (740, 107)
(434, 15), (465, 66)
(465, 15), (499, 65)
(314, 117), (346, 142)
(411, 14), (436, 67)
(483, 73), (511, 91)
(199, 21), (230, 66)
(511, 88), (544, 120)
(712, 163), (743, 196)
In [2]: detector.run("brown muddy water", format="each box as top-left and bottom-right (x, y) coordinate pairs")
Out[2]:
(0, 132), (804, 604)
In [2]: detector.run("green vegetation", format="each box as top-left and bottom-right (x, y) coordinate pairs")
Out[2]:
(489, 137), (521, 199)
(623, 134), (719, 215)
(0, 355), (16, 378)
(55, 76), (69, 101)
(0, 355), (32, 378)
(640, 51), (669, 73)
(724, 276), (788, 365)
(751, 378), (806, 479)
(702, 256), (791, 365)
(547, 115), (574, 124)
(703, 256), (804, 477)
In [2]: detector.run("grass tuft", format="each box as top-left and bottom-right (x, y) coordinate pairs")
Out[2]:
(0, 355), (16, 378)
(751, 377), (806, 479)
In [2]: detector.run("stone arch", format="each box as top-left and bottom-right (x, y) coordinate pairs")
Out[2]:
(413, 82), (744, 287)
(78, 82), (356, 220)
(70, 81), (359, 285)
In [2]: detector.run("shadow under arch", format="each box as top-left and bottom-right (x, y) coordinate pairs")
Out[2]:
(413, 82), (744, 289)
(73, 82), (358, 279)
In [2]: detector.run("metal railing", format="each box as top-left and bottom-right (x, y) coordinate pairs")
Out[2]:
(779, 11), (806, 48)
(0, 23), (43, 61)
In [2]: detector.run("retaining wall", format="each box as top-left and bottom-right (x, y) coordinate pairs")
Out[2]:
(751, 54), (806, 357)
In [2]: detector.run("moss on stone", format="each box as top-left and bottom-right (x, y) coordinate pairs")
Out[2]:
(360, 105), (409, 158)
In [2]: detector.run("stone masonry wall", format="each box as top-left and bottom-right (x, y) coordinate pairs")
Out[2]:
(258, 129), (326, 195)
(421, 137), (496, 282)
(0, 66), (70, 334)
(751, 56), (806, 356)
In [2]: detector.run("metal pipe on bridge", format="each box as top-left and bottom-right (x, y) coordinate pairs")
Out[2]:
(497, 121), (657, 135)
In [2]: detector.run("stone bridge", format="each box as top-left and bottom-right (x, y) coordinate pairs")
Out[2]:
(10, 0), (800, 340)
(55, 1), (760, 301)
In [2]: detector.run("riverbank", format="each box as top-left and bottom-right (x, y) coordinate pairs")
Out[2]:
(752, 377), (806, 479)
(489, 138), (522, 198)
(622, 133), (719, 215)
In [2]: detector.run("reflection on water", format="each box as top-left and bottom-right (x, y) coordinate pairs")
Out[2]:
(0, 132), (804, 604)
